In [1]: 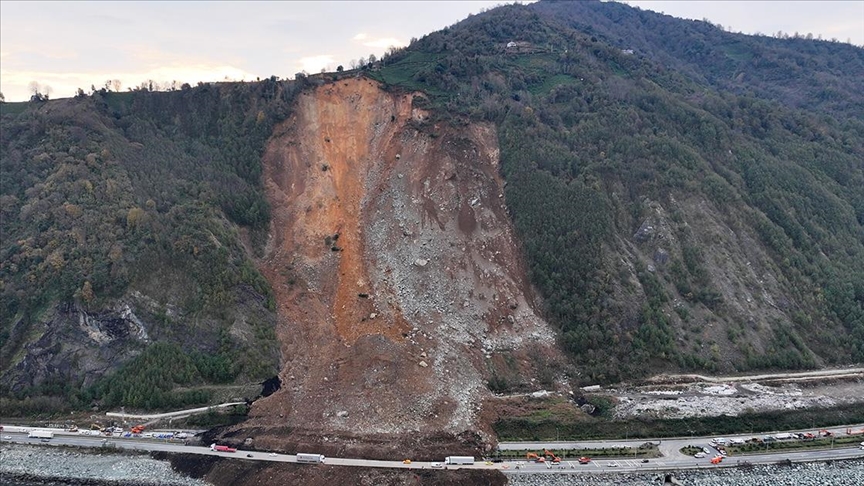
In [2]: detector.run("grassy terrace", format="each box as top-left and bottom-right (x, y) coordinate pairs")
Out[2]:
(494, 445), (661, 461)
(727, 436), (864, 455)
(494, 403), (864, 441)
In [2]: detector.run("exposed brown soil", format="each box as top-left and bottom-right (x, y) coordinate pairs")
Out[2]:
(224, 77), (565, 456)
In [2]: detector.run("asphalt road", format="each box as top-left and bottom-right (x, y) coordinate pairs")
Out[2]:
(2, 426), (863, 475)
(499, 423), (864, 459)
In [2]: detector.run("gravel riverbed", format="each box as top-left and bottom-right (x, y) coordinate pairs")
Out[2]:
(0, 444), (210, 485)
(505, 459), (864, 485)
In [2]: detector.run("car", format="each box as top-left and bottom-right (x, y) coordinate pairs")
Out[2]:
(402, 459), (412, 464)
(430, 462), (443, 468)
(641, 459), (649, 463)
(247, 454), (253, 458)
(491, 458), (503, 463)
(269, 453), (277, 457)
(3, 436), (11, 440)
(694, 452), (706, 458)
(607, 462), (619, 467)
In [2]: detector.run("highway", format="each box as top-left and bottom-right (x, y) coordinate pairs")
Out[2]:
(499, 423), (864, 460)
(2, 425), (863, 475)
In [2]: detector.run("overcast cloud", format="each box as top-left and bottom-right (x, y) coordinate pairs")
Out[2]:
(1, 1), (862, 101)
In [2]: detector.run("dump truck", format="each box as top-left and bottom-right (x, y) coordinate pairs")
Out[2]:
(28, 430), (54, 439)
(444, 456), (475, 465)
(296, 453), (325, 464)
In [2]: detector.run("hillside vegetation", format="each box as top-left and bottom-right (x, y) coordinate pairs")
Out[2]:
(1, 0), (862, 415)
(0, 79), (302, 413)
(369, 0), (864, 382)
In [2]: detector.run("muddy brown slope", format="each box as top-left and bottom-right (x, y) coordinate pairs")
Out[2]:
(233, 78), (562, 454)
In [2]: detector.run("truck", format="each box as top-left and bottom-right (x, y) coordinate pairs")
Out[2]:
(296, 453), (325, 464)
(444, 456), (475, 465)
(210, 443), (237, 453)
(28, 430), (54, 439)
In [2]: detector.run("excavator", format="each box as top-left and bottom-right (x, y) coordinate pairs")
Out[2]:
(526, 452), (546, 463)
(818, 429), (834, 438)
(543, 449), (562, 464)
(710, 455), (723, 464)
(130, 425), (145, 434)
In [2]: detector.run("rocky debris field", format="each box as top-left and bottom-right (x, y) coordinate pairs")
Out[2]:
(0, 444), (209, 486)
(610, 379), (864, 419)
(505, 459), (864, 486)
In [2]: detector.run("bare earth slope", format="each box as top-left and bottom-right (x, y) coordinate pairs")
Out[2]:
(230, 78), (562, 456)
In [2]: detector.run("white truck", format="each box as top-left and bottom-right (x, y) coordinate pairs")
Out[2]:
(296, 453), (325, 464)
(444, 456), (475, 465)
(28, 430), (54, 439)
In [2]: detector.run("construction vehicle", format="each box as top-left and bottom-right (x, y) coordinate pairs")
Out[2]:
(818, 430), (834, 438)
(210, 443), (237, 453)
(130, 425), (145, 434)
(543, 449), (562, 464)
(578, 456), (591, 464)
(710, 456), (723, 464)
(846, 428), (864, 436)
(526, 452), (545, 463)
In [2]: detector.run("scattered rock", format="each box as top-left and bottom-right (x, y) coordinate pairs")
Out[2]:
(634, 219), (655, 242)
(418, 360), (428, 367)
(336, 410), (349, 418)
(413, 258), (428, 267)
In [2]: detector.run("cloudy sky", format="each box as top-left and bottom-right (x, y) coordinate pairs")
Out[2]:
(1, 1), (862, 102)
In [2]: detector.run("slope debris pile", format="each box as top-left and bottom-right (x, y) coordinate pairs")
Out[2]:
(231, 77), (562, 455)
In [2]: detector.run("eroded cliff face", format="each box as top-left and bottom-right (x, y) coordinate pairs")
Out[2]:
(240, 78), (561, 452)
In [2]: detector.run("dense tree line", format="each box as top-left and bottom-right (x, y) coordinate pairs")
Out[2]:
(0, 79), (298, 408)
(372, 1), (864, 381)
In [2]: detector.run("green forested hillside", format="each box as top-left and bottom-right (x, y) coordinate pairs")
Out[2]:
(370, 0), (864, 382)
(1, 0), (862, 414)
(0, 79), (300, 413)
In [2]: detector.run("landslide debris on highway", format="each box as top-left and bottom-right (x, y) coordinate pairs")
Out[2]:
(161, 451), (506, 486)
(229, 77), (565, 456)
